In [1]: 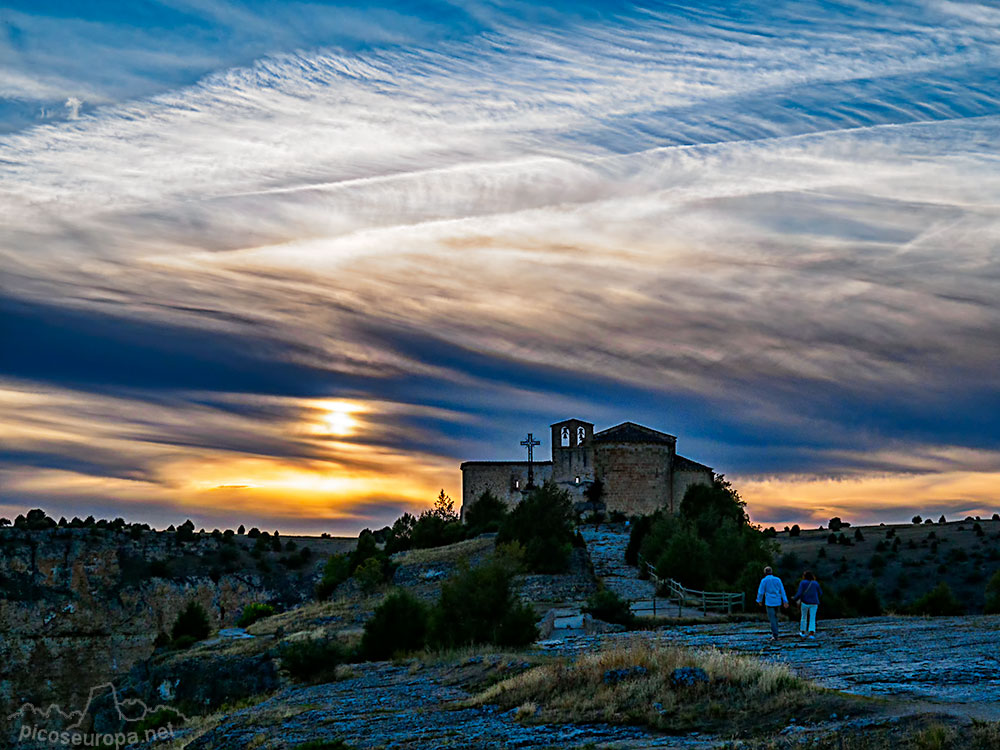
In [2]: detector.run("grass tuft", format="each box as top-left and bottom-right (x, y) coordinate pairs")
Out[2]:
(469, 640), (853, 736)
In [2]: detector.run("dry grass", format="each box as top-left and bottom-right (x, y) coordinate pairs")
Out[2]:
(391, 536), (495, 565)
(470, 640), (859, 737)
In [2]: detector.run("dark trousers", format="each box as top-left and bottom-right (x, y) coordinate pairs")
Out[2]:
(766, 605), (780, 637)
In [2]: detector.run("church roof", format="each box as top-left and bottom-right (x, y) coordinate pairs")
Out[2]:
(591, 421), (676, 444)
(460, 460), (553, 469)
(674, 454), (713, 472)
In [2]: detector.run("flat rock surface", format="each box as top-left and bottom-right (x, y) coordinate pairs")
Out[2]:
(179, 659), (712, 749)
(544, 615), (1000, 717)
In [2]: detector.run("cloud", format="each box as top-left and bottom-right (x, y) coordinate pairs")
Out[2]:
(2, 0), (1000, 531)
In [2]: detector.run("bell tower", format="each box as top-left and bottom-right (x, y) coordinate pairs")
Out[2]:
(550, 418), (594, 486)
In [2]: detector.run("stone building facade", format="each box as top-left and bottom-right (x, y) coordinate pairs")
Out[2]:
(460, 418), (713, 519)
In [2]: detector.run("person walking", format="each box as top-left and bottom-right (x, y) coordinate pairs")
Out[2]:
(756, 566), (788, 640)
(793, 571), (822, 638)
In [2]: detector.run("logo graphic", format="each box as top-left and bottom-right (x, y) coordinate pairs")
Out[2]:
(8, 683), (188, 747)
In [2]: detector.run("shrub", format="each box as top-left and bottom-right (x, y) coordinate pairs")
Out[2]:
(909, 582), (964, 616)
(316, 553), (351, 599)
(354, 557), (385, 594)
(788, 524), (800, 537)
(984, 571), (1000, 614)
(430, 557), (537, 648)
(237, 602), (275, 628)
(912, 516), (923, 524)
(280, 638), (348, 683)
(583, 589), (634, 626)
(497, 481), (575, 573)
(821, 583), (882, 618)
(854, 528), (864, 542)
(361, 589), (430, 660)
(464, 491), (509, 536)
(827, 533), (838, 545)
(171, 601), (210, 644)
(625, 514), (656, 566)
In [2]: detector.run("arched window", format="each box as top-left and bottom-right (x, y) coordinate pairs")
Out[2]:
(577, 426), (586, 444)
(561, 426), (570, 446)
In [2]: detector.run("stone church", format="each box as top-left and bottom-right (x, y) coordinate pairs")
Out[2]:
(460, 418), (714, 519)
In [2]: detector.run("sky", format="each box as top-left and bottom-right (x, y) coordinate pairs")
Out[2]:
(2, 0), (999, 535)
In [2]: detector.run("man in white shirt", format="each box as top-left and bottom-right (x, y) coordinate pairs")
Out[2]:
(756, 566), (789, 640)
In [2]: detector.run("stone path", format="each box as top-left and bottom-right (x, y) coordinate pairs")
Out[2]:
(581, 526), (655, 600)
(581, 526), (713, 619)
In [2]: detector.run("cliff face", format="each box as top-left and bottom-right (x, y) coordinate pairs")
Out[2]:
(0, 527), (319, 719)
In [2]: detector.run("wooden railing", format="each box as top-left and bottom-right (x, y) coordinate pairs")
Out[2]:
(639, 556), (745, 616)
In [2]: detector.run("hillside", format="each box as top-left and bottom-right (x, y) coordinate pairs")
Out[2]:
(0, 520), (353, 732)
(771, 517), (1000, 614)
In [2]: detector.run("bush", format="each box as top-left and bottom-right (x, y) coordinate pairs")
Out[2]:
(237, 602), (275, 628)
(912, 516), (923, 525)
(788, 524), (800, 537)
(825, 583), (882, 618)
(280, 638), (348, 683)
(583, 589), (634, 626)
(854, 528), (864, 542)
(316, 553), (351, 599)
(985, 571), (1000, 614)
(171, 601), (210, 644)
(909, 582), (964, 616)
(430, 557), (537, 648)
(361, 589), (430, 660)
(354, 557), (385, 594)
(463, 490), (509, 536)
(497, 481), (575, 573)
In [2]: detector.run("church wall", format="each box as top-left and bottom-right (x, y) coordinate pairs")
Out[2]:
(672, 468), (714, 510)
(593, 443), (673, 516)
(460, 462), (553, 520)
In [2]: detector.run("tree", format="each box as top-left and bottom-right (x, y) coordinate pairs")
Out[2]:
(854, 528), (865, 542)
(463, 491), (508, 536)
(171, 601), (211, 645)
(430, 557), (537, 648)
(912, 516), (923, 525)
(938, 515), (947, 524)
(238, 525), (246, 535)
(497, 481), (575, 573)
(638, 477), (773, 601)
(584, 477), (605, 507)
(789, 524), (801, 537)
(384, 513), (416, 555)
(828, 517), (843, 531)
(433, 489), (458, 523)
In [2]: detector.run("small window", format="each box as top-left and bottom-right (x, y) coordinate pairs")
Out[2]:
(575, 476), (580, 484)
(514, 479), (520, 489)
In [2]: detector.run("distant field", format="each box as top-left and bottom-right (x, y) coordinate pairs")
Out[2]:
(772, 518), (1000, 613)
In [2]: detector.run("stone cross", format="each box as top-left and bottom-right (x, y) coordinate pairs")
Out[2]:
(520, 433), (541, 489)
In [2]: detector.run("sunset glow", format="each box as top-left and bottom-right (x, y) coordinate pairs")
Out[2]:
(3, 0), (1000, 533)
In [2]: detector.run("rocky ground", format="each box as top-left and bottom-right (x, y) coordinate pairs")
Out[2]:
(146, 613), (1000, 749)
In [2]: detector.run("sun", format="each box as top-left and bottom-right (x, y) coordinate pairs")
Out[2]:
(311, 400), (365, 437)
